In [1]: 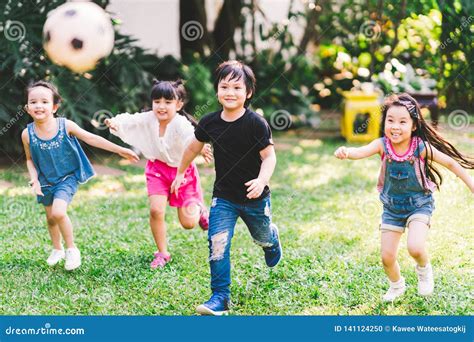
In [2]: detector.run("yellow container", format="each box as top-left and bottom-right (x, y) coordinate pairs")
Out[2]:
(341, 91), (381, 143)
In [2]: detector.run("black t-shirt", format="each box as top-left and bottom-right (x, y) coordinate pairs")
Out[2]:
(195, 108), (273, 203)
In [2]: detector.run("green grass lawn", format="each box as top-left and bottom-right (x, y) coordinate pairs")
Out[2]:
(1, 130), (473, 315)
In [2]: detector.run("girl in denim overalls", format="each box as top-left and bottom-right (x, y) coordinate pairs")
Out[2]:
(335, 93), (474, 301)
(21, 81), (139, 271)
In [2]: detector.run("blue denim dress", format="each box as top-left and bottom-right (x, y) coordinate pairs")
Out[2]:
(28, 117), (95, 205)
(377, 137), (435, 232)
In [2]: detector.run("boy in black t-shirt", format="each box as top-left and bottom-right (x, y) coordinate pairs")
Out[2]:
(171, 60), (282, 315)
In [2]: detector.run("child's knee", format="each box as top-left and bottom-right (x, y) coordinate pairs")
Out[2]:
(209, 231), (229, 261)
(150, 207), (165, 220)
(407, 244), (425, 259)
(180, 218), (196, 230)
(51, 209), (67, 222)
(46, 215), (56, 226)
(381, 250), (397, 266)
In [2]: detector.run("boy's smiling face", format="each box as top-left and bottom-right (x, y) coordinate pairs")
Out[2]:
(217, 74), (251, 111)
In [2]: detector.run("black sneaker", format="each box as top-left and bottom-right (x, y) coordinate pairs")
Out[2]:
(263, 224), (282, 268)
(196, 294), (230, 316)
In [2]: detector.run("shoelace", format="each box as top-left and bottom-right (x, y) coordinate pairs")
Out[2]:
(418, 272), (429, 281)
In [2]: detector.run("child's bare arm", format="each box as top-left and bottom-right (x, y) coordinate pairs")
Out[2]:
(21, 129), (43, 195)
(245, 145), (276, 199)
(66, 120), (139, 162)
(428, 145), (474, 193)
(171, 137), (204, 195)
(334, 138), (383, 160)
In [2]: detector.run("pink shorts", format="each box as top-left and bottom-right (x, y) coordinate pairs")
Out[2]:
(145, 159), (204, 208)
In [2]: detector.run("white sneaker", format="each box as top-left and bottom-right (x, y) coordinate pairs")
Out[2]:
(382, 277), (406, 302)
(415, 263), (434, 296)
(65, 248), (81, 271)
(46, 249), (65, 266)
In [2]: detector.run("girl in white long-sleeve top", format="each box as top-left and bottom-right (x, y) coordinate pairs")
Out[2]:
(106, 80), (212, 269)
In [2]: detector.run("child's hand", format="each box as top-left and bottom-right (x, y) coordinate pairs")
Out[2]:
(105, 119), (118, 132)
(334, 146), (350, 159)
(171, 173), (185, 196)
(245, 178), (266, 199)
(118, 148), (139, 163)
(30, 180), (44, 196)
(201, 144), (213, 164)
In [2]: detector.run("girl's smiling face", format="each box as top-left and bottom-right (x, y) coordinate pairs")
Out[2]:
(384, 105), (416, 145)
(152, 97), (183, 123)
(26, 86), (58, 121)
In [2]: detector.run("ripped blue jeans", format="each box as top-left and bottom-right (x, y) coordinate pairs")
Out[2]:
(208, 196), (275, 299)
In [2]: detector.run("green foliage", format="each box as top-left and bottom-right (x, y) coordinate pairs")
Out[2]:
(0, 0), (180, 155)
(239, 0), (472, 121)
(0, 0), (471, 153)
(180, 60), (218, 119)
(438, 0), (473, 109)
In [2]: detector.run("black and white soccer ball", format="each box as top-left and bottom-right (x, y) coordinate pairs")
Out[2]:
(43, 2), (114, 73)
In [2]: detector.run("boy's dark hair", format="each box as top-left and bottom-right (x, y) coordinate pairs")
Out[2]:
(214, 60), (256, 106)
(381, 92), (474, 190)
(26, 80), (62, 105)
(150, 79), (197, 126)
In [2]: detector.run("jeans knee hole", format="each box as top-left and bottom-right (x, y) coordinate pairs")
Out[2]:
(210, 231), (228, 261)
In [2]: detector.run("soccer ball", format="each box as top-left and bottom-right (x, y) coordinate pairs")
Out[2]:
(43, 2), (114, 73)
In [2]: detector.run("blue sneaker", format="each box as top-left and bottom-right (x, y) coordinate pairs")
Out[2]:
(263, 224), (282, 268)
(196, 294), (230, 316)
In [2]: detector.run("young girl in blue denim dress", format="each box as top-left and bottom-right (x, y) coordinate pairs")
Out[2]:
(21, 81), (139, 271)
(335, 93), (474, 301)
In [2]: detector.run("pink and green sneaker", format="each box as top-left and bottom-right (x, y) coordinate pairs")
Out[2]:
(199, 206), (209, 231)
(150, 252), (171, 269)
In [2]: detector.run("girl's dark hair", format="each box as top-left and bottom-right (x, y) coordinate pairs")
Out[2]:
(150, 79), (197, 126)
(214, 60), (256, 107)
(381, 93), (474, 190)
(26, 80), (62, 105)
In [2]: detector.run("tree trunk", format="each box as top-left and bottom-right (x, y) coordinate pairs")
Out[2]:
(213, 0), (244, 59)
(179, 0), (209, 62)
